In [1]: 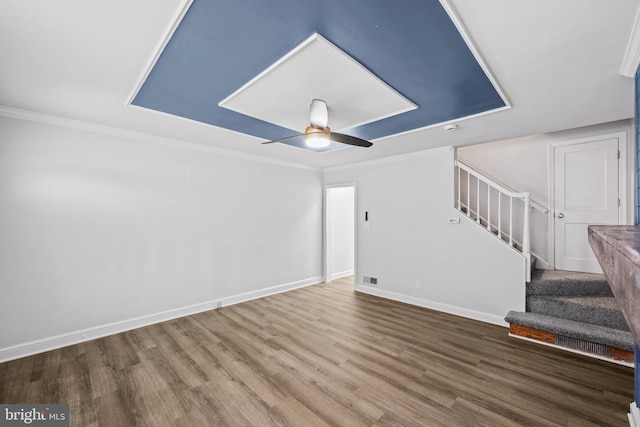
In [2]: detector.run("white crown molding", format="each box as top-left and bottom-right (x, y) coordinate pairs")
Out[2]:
(620, 3), (640, 77)
(0, 276), (322, 363)
(0, 105), (321, 172)
(323, 145), (453, 173)
(125, 0), (195, 105)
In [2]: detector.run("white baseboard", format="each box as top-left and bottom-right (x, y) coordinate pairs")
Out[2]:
(0, 276), (323, 363)
(355, 284), (507, 326)
(534, 258), (550, 270)
(330, 269), (354, 281)
(629, 402), (640, 427)
(220, 276), (323, 306)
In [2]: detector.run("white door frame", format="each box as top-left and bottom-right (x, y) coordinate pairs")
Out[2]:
(547, 131), (630, 270)
(323, 183), (357, 284)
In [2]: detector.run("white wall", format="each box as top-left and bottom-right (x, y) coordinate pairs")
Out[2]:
(0, 115), (323, 360)
(457, 119), (633, 267)
(324, 147), (525, 326)
(327, 186), (354, 280)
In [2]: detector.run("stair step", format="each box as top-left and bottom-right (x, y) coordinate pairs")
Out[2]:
(528, 295), (629, 331)
(506, 269), (630, 363)
(505, 310), (634, 352)
(527, 269), (612, 297)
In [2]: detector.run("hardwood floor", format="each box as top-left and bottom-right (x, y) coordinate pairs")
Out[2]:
(0, 277), (634, 426)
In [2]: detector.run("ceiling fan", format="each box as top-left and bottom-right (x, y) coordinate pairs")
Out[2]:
(262, 99), (373, 149)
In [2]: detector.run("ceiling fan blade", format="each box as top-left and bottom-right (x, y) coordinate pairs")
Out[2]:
(309, 99), (328, 129)
(262, 134), (305, 144)
(331, 132), (373, 147)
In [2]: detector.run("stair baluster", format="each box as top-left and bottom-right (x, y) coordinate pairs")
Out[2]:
(455, 159), (546, 282)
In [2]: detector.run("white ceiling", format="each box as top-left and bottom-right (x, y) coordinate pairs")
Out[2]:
(0, 0), (638, 169)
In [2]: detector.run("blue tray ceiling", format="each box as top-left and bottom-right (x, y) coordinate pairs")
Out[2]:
(132, 0), (506, 145)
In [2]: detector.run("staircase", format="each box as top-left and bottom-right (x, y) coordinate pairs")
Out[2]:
(455, 159), (547, 281)
(455, 159), (634, 365)
(505, 269), (634, 365)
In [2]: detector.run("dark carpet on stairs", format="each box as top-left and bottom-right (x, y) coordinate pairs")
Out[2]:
(505, 269), (635, 353)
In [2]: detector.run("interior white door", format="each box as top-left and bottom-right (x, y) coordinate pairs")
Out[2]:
(554, 138), (619, 273)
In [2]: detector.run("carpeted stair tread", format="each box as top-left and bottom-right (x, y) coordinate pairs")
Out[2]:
(555, 295), (622, 310)
(505, 310), (634, 351)
(527, 269), (612, 297)
(528, 295), (629, 331)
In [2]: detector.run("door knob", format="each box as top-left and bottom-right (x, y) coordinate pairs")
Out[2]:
(557, 213), (565, 218)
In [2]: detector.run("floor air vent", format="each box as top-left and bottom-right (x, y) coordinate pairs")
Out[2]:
(556, 335), (611, 358)
(362, 276), (378, 286)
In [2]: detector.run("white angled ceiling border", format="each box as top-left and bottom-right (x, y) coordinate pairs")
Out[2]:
(439, 0), (511, 109)
(218, 33), (418, 132)
(366, 0), (513, 142)
(125, 0), (195, 106)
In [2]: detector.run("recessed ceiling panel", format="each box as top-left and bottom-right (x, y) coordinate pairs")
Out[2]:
(219, 34), (416, 132)
(131, 0), (508, 152)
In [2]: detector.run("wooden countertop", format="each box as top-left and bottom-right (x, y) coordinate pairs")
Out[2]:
(588, 225), (640, 346)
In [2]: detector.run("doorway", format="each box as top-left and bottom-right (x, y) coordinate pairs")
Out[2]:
(551, 134), (625, 273)
(324, 185), (356, 283)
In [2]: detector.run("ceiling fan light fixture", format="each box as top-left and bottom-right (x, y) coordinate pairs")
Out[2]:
(305, 126), (331, 148)
(306, 134), (331, 148)
(262, 102), (372, 149)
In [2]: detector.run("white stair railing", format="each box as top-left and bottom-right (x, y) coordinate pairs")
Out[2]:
(455, 160), (547, 282)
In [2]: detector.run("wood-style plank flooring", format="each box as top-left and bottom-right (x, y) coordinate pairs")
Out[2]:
(0, 277), (634, 426)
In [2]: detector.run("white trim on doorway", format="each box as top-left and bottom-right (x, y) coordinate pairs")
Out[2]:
(547, 131), (630, 270)
(324, 183), (357, 284)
